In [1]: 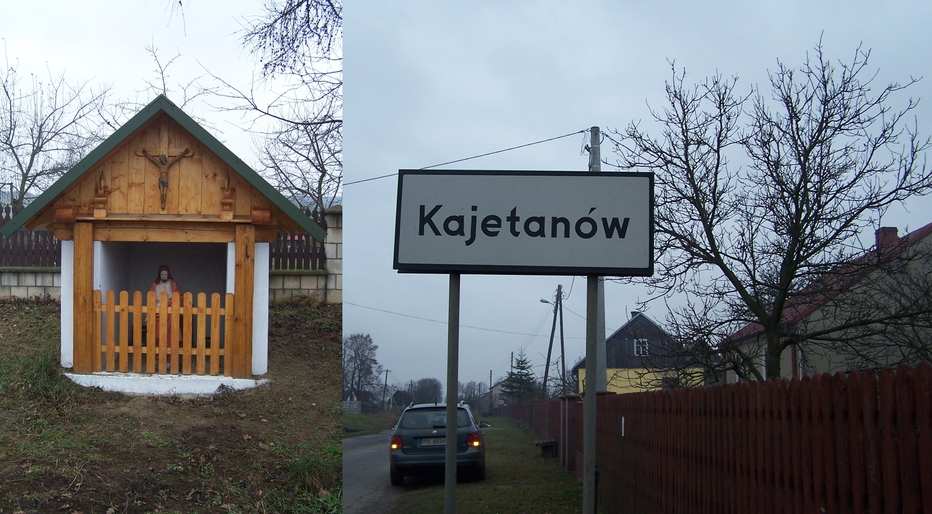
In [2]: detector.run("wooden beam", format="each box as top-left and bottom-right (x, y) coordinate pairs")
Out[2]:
(73, 222), (94, 373)
(94, 225), (236, 243)
(233, 224), (255, 378)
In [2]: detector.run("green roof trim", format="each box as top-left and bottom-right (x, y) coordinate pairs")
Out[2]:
(1, 95), (326, 241)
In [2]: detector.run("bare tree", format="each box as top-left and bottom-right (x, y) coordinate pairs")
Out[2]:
(0, 54), (112, 207)
(253, 96), (341, 210)
(610, 40), (932, 380)
(342, 333), (381, 400)
(232, 0), (342, 210)
(458, 380), (488, 402)
(241, 0), (341, 77)
(166, 0), (342, 210)
(411, 377), (443, 404)
(139, 44), (219, 115)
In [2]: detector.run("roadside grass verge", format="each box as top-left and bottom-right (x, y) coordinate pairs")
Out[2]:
(343, 412), (399, 437)
(390, 416), (583, 514)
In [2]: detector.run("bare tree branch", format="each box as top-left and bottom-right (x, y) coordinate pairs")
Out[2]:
(0, 54), (112, 207)
(611, 40), (932, 380)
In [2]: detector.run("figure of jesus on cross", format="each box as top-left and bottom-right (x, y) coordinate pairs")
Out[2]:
(141, 148), (191, 210)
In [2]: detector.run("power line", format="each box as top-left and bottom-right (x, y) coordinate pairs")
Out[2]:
(420, 130), (587, 170)
(343, 129), (587, 186)
(344, 301), (586, 339)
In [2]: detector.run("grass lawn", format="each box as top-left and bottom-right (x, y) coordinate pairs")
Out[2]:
(0, 298), (342, 514)
(342, 412), (398, 437)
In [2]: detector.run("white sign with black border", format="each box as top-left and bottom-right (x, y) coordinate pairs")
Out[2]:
(394, 170), (653, 275)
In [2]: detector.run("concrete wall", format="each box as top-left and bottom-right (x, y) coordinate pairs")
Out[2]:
(0, 267), (62, 299)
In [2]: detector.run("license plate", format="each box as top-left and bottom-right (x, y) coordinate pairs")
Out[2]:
(420, 437), (445, 446)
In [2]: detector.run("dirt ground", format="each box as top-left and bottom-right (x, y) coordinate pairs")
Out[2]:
(0, 299), (342, 514)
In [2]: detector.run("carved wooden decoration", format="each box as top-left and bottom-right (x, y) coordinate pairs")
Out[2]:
(137, 148), (192, 210)
(93, 170), (109, 218)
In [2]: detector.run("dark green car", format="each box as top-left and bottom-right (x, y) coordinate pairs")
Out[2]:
(389, 402), (486, 485)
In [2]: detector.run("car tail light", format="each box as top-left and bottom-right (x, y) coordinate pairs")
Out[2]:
(390, 435), (403, 451)
(467, 432), (481, 448)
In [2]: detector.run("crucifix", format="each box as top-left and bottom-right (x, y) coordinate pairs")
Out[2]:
(139, 148), (192, 210)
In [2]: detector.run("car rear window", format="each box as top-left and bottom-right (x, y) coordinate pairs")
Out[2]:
(400, 408), (469, 429)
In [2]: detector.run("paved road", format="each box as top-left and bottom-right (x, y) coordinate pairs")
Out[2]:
(343, 430), (402, 513)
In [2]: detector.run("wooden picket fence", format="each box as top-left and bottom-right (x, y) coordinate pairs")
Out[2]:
(507, 362), (932, 514)
(93, 290), (234, 376)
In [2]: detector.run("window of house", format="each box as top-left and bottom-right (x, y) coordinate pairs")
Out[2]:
(634, 339), (649, 356)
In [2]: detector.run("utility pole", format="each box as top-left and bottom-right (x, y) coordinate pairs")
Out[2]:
(489, 369), (493, 414)
(583, 126), (605, 514)
(381, 369), (390, 411)
(558, 287), (566, 397)
(542, 284), (562, 400)
(590, 126), (607, 392)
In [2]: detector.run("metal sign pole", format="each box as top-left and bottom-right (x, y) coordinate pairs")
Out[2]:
(444, 273), (461, 514)
(583, 275), (598, 513)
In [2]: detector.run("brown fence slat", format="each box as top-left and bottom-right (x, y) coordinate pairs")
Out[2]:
(799, 377), (815, 513)
(762, 380), (775, 514)
(846, 370), (866, 514)
(833, 372), (852, 514)
(196, 292), (207, 375)
(859, 370), (883, 514)
(879, 367), (902, 512)
(157, 291), (169, 374)
(895, 365), (919, 514)
(118, 291), (129, 372)
(145, 291), (155, 373)
(212, 293), (223, 376)
(132, 291), (143, 372)
(92, 290), (102, 372)
(789, 378), (804, 514)
(179, 292), (191, 375)
(105, 290), (116, 372)
(915, 362), (932, 513)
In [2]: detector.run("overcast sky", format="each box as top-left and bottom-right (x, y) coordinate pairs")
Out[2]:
(2, 0), (277, 167)
(6, 2), (932, 398)
(343, 1), (932, 396)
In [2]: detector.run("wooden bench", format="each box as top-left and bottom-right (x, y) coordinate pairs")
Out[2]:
(534, 438), (557, 458)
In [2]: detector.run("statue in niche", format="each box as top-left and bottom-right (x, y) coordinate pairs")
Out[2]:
(146, 264), (183, 370)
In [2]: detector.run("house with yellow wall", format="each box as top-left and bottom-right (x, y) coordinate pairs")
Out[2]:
(573, 311), (708, 393)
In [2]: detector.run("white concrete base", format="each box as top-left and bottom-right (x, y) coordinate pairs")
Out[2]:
(65, 372), (268, 396)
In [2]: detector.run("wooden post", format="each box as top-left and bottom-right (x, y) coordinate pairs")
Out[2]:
(72, 222), (94, 373)
(233, 224), (255, 378)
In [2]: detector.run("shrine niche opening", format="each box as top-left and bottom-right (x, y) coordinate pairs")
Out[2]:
(92, 241), (232, 375)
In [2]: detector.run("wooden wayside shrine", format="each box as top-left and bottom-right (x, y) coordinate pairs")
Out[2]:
(1, 95), (325, 383)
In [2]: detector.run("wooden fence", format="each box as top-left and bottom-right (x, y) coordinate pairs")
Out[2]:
(507, 362), (932, 514)
(0, 204), (326, 270)
(93, 290), (234, 376)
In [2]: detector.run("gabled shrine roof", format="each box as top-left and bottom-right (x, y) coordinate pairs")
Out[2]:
(1, 95), (325, 241)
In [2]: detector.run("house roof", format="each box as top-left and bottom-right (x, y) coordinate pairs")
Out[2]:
(729, 221), (932, 342)
(571, 311), (674, 371)
(1, 95), (325, 241)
